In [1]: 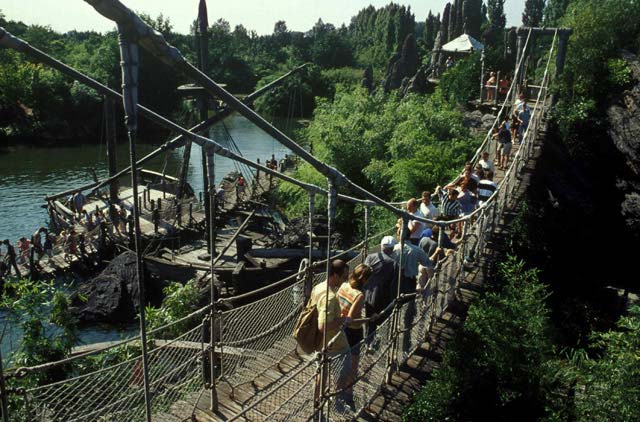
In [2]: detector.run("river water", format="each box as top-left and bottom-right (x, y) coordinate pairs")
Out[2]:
(0, 114), (294, 360)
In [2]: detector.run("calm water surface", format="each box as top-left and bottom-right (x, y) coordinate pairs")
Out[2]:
(0, 114), (293, 359)
(0, 114), (292, 241)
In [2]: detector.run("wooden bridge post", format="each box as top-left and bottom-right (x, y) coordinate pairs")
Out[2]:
(0, 350), (10, 422)
(117, 29), (152, 422)
(386, 218), (406, 383)
(205, 146), (219, 412)
(479, 50), (485, 103)
(514, 31), (527, 102)
(305, 192), (315, 300)
(318, 179), (337, 420)
(458, 220), (469, 296)
(363, 205), (370, 257)
(495, 71), (501, 106)
(104, 97), (119, 204)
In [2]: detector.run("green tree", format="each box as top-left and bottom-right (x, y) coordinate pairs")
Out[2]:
(278, 86), (479, 236)
(309, 19), (354, 68)
(487, 0), (506, 31)
(1, 278), (78, 376)
(441, 2), (451, 43)
(423, 11), (437, 51)
(463, 0), (483, 39)
(523, 0), (546, 27)
(543, 0), (570, 25)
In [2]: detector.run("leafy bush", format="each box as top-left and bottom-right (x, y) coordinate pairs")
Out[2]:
(0, 278), (78, 385)
(573, 306), (640, 421)
(437, 52), (482, 106)
(606, 58), (633, 89)
(404, 256), (555, 421)
(274, 87), (480, 237)
(145, 278), (201, 337)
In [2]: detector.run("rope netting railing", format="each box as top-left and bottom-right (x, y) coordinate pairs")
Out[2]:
(5, 305), (210, 422)
(0, 8), (556, 419)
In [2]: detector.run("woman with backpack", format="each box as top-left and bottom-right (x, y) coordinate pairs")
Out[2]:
(337, 263), (373, 411)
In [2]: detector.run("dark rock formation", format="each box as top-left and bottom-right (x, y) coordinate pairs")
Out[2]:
(382, 34), (418, 92)
(441, 3), (451, 44)
(361, 65), (374, 93)
(607, 51), (640, 235)
(430, 30), (444, 77)
(383, 53), (401, 92)
(455, 0), (464, 38)
(463, 110), (496, 136)
(401, 34), (419, 78)
(70, 251), (151, 323)
(405, 65), (427, 95)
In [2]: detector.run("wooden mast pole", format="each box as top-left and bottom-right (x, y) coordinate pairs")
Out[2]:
(104, 96), (119, 203)
(117, 28), (152, 422)
(196, 0), (213, 254)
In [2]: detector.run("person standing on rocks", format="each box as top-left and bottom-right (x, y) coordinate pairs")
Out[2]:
(2, 239), (21, 278)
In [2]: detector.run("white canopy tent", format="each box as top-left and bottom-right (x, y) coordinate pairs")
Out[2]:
(441, 33), (484, 53)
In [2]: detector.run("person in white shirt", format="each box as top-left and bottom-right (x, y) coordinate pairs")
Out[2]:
(478, 151), (495, 173)
(419, 191), (439, 227)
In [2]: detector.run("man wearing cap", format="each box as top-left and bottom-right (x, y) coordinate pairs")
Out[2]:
(419, 226), (457, 265)
(363, 236), (398, 341)
(393, 232), (434, 351)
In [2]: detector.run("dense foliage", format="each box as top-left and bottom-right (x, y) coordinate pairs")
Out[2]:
(1, 2), (457, 143)
(274, 86), (481, 237)
(146, 278), (202, 335)
(404, 253), (640, 421)
(404, 256), (555, 421)
(348, 4), (416, 69)
(0, 278), (77, 378)
(403, 5), (640, 411)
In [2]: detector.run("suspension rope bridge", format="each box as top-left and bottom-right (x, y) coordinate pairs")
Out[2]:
(0, 1), (571, 420)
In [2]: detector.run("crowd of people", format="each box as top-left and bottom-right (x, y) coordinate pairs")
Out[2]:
(492, 96), (531, 170)
(1, 227), (69, 281)
(0, 191), (141, 282)
(302, 140), (517, 411)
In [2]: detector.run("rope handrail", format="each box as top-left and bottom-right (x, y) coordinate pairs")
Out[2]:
(9, 304), (212, 376)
